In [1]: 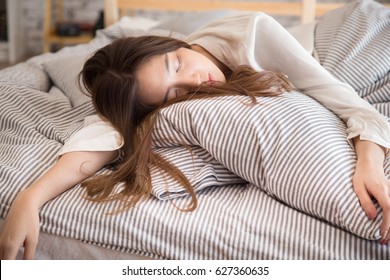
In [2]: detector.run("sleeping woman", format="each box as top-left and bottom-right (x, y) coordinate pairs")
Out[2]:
(1, 2), (389, 259)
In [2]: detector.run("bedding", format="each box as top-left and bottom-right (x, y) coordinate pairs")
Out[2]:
(1, 0), (390, 259)
(151, 0), (390, 241)
(44, 55), (90, 107)
(153, 93), (388, 241)
(151, 9), (240, 35)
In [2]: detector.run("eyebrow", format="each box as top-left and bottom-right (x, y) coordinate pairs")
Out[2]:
(162, 53), (170, 104)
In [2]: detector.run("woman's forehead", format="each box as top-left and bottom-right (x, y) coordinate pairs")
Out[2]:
(136, 53), (168, 105)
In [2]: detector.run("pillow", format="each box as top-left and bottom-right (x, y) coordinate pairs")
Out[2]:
(58, 112), (245, 200)
(151, 146), (246, 200)
(151, 93), (389, 240)
(44, 54), (91, 107)
(152, 9), (239, 35)
(43, 27), (186, 108)
(117, 16), (160, 30)
(0, 61), (50, 92)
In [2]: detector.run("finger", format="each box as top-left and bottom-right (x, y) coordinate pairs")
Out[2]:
(381, 229), (390, 245)
(353, 180), (377, 219)
(1, 243), (20, 260)
(378, 190), (390, 244)
(23, 238), (37, 260)
(379, 218), (390, 245)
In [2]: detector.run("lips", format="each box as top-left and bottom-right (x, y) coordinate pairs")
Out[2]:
(207, 73), (214, 85)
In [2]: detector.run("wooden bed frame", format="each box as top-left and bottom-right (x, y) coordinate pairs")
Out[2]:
(104, 0), (390, 27)
(103, 0), (349, 27)
(104, 0), (314, 26)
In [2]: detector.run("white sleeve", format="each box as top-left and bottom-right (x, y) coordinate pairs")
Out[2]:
(58, 115), (124, 156)
(249, 13), (390, 151)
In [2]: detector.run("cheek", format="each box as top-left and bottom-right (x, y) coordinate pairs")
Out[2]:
(213, 66), (226, 83)
(200, 57), (226, 82)
(220, 71), (227, 83)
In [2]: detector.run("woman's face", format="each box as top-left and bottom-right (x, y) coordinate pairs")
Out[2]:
(136, 47), (226, 106)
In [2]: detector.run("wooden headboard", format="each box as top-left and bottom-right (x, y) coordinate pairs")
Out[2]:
(103, 0), (390, 27)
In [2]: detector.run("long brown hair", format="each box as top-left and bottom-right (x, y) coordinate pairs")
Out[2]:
(79, 36), (292, 212)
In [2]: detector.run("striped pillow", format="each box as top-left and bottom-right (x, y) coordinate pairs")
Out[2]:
(152, 92), (388, 240)
(150, 146), (246, 200)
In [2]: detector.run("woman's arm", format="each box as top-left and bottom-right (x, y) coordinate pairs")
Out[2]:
(250, 13), (390, 152)
(0, 150), (118, 260)
(352, 138), (390, 245)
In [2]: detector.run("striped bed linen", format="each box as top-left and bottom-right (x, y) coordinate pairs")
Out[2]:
(1, 0), (389, 259)
(153, 92), (389, 241)
(315, 0), (390, 116)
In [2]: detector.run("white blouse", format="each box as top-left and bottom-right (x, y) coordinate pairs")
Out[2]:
(59, 12), (390, 156)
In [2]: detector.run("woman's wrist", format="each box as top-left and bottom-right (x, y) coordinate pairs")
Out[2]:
(14, 187), (42, 210)
(353, 137), (385, 163)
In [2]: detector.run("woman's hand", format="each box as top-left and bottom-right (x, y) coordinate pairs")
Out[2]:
(352, 138), (390, 245)
(0, 150), (118, 260)
(0, 190), (40, 259)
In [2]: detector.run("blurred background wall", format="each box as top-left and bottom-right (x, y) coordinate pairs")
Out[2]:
(0, 0), (389, 65)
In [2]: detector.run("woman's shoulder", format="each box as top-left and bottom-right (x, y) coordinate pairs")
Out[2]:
(186, 11), (270, 41)
(185, 12), (274, 70)
(195, 11), (270, 29)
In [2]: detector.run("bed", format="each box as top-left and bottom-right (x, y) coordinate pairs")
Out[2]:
(1, 0), (390, 260)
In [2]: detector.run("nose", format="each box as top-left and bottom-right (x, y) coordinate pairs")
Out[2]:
(193, 73), (201, 87)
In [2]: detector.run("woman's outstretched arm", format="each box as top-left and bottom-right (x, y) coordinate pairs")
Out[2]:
(0, 150), (118, 260)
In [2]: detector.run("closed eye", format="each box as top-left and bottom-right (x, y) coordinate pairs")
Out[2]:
(176, 55), (182, 73)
